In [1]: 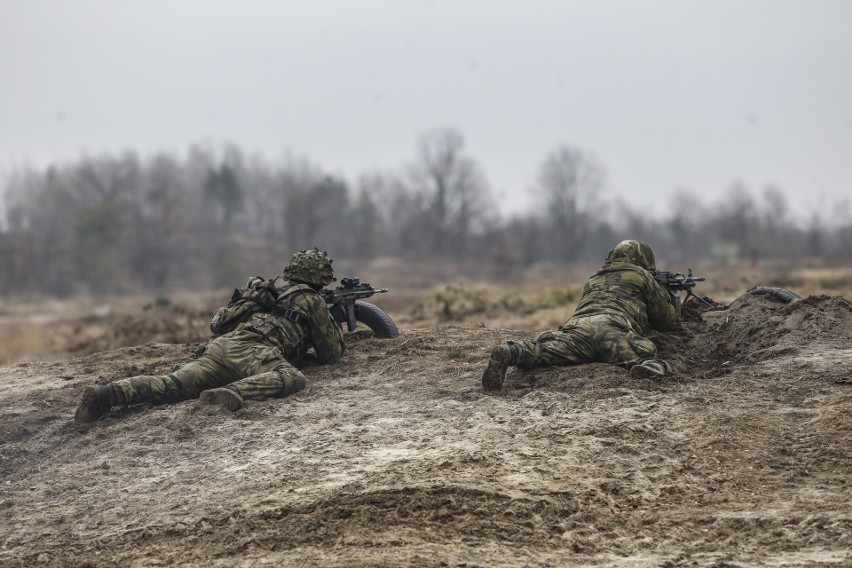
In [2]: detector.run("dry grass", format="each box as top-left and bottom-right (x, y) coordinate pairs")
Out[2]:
(1, 258), (851, 364)
(0, 324), (45, 365)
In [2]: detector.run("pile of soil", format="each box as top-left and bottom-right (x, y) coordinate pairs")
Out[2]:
(1, 294), (850, 567)
(656, 294), (852, 382)
(47, 303), (213, 357)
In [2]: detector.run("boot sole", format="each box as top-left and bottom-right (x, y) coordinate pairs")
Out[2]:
(482, 346), (510, 391)
(199, 388), (243, 412)
(629, 364), (665, 380)
(74, 386), (113, 423)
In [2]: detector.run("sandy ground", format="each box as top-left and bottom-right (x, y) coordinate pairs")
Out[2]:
(1, 294), (851, 567)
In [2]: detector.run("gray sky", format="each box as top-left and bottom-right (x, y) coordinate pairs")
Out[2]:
(1, 0), (850, 220)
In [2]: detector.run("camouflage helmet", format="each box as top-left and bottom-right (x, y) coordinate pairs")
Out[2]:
(282, 248), (335, 287)
(605, 240), (656, 271)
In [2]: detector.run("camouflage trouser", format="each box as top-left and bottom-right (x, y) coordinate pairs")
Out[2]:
(110, 330), (305, 406)
(510, 313), (666, 372)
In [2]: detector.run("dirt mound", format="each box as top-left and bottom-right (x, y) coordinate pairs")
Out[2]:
(1, 296), (851, 567)
(53, 303), (212, 357)
(651, 295), (852, 384)
(709, 295), (851, 358)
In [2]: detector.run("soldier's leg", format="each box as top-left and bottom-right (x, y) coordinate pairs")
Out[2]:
(516, 324), (596, 369)
(74, 384), (117, 423)
(75, 373), (186, 423)
(482, 343), (519, 391)
(74, 337), (237, 423)
(623, 332), (671, 378)
(109, 350), (233, 406)
(227, 361), (305, 399)
(169, 337), (242, 396)
(199, 339), (304, 411)
(483, 325), (594, 391)
(593, 317), (670, 377)
(108, 332), (239, 407)
(111, 374), (186, 405)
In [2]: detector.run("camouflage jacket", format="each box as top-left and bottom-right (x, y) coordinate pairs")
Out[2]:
(234, 283), (345, 364)
(570, 261), (681, 335)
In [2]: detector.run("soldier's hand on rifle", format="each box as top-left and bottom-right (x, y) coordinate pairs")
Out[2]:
(329, 303), (347, 326)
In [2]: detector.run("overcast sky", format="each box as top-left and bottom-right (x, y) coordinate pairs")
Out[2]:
(1, 0), (850, 220)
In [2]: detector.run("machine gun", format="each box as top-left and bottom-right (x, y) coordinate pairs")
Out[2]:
(320, 277), (399, 338)
(653, 268), (714, 308)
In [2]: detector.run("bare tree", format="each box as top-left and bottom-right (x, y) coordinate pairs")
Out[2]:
(711, 182), (757, 260)
(536, 145), (606, 261)
(806, 212), (825, 258)
(665, 189), (707, 261)
(284, 175), (352, 253)
(128, 153), (192, 290)
(3, 135), (847, 299)
(833, 199), (852, 258)
(349, 178), (385, 258)
(757, 185), (794, 258)
(408, 128), (493, 257)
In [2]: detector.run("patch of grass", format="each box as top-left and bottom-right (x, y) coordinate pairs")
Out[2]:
(0, 324), (45, 365)
(530, 286), (580, 308)
(443, 347), (470, 361)
(817, 276), (852, 291)
(410, 284), (582, 325)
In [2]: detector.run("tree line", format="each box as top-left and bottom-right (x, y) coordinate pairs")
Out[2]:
(1, 127), (850, 297)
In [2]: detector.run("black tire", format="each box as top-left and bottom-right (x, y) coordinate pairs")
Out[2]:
(745, 287), (801, 304)
(353, 300), (400, 338)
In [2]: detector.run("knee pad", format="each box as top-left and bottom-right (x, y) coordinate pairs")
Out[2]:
(275, 366), (306, 397)
(292, 372), (306, 392)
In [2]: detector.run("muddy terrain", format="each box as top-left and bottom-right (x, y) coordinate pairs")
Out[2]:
(1, 293), (850, 567)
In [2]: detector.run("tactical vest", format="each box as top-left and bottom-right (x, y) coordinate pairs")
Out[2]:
(209, 277), (305, 336)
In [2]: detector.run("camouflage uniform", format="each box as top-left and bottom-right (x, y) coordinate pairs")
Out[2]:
(111, 283), (344, 406)
(483, 240), (681, 390)
(76, 249), (345, 422)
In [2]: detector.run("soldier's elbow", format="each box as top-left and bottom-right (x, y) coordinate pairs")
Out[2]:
(328, 351), (343, 364)
(321, 346), (345, 364)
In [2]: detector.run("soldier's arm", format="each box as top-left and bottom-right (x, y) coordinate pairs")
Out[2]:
(645, 276), (682, 331)
(301, 291), (346, 364)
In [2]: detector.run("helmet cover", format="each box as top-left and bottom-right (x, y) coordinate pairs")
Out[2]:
(605, 240), (656, 271)
(282, 248), (335, 287)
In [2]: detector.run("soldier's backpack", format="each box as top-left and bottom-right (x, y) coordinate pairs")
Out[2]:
(209, 276), (281, 335)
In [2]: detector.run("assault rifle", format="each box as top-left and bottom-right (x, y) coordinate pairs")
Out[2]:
(321, 277), (390, 332)
(653, 268), (714, 308)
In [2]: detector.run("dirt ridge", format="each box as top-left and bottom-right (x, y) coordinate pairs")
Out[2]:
(1, 294), (850, 567)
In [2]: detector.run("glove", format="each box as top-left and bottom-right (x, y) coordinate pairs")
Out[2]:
(669, 291), (683, 320)
(329, 303), (347, 326)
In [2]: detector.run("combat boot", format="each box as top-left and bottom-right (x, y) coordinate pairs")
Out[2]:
(482, 343), (514, 391)
(199, 386), (243, 412)
(74, 385), (117, 423)
(629, 360), (668, 379)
